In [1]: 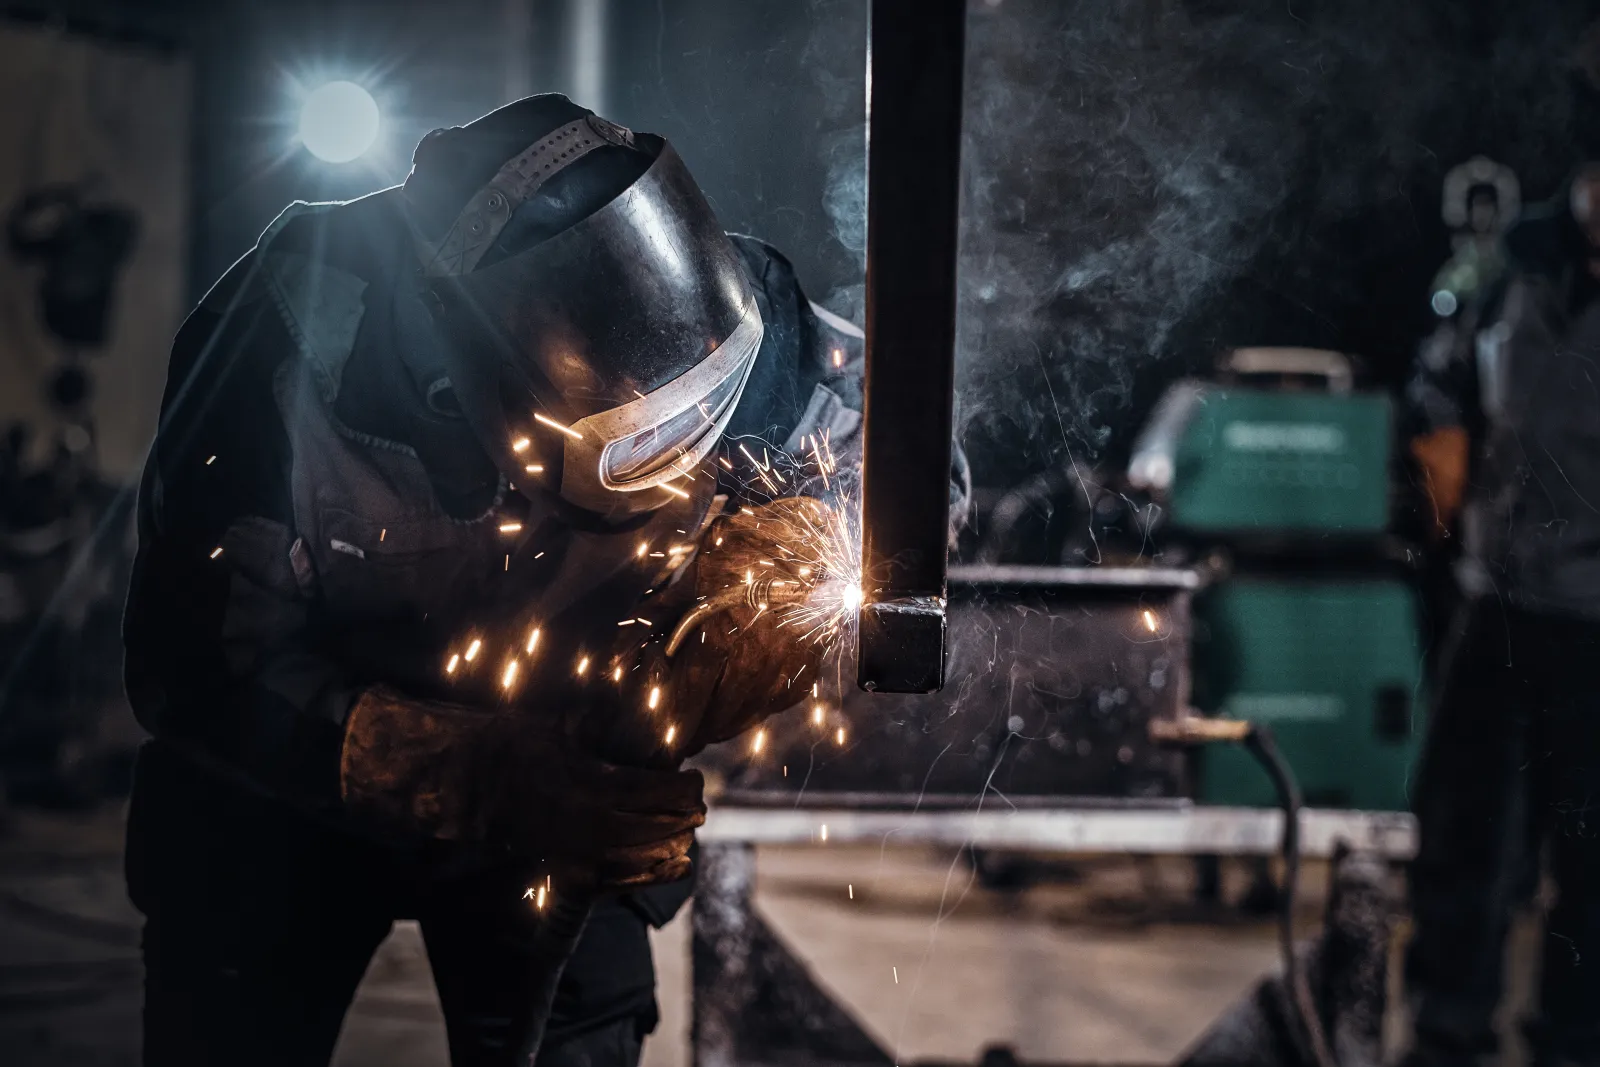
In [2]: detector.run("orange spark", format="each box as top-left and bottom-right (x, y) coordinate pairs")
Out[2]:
(533, 412), (582, 439)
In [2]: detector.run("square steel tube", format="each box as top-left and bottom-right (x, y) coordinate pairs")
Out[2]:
(856, 0), (966, 693)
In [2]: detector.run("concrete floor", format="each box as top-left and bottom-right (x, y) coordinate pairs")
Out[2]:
(0, 805), (1541, 1066)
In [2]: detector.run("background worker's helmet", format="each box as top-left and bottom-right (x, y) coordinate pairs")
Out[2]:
(401, 94), (761, 519)
(1441, 156), (1520, 236)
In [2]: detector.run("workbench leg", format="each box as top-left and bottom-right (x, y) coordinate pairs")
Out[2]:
(691, 841), (891, 1067)
(691, 842), (757, 1067)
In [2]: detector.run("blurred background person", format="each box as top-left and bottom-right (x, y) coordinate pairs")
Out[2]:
(1405, 161), (1600, 1067)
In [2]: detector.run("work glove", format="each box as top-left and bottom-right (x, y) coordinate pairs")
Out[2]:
(339, 685), (705, 888)
(1409, 426), (1469, 538)
(634, 496), (841, 756)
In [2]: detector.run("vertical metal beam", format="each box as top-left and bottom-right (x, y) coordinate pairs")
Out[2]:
(570, 0), (609, 115)
(502, 0), (535, 102)
(856, 0), (966, 694)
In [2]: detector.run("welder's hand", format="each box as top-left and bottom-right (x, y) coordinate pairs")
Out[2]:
(667, 497), (836, 754)
(1410, 427), (1469, 538)
(340, 686), (704, 888)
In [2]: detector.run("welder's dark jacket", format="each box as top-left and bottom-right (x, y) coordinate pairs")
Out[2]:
(1406, 205), (1600, 621)
(122, 187), (891, 831)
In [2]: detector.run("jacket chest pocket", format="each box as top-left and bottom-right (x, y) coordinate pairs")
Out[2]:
(310, 507), (492, 624)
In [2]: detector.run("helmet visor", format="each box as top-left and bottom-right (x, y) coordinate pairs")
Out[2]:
(566, 299), (762, 500)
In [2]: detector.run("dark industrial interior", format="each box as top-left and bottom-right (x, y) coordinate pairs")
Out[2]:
(3, 1), (1599, 1065)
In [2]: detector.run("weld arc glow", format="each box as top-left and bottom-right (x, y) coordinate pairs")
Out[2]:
(298, 81), (380, 164)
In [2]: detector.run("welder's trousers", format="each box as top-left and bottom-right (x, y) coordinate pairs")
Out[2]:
(1407, 602), (1600, 1065)
(125, 742), (687, 1067)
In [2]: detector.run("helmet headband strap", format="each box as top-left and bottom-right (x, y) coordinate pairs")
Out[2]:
(419, 114), (637, 277)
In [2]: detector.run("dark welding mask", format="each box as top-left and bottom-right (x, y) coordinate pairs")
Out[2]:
(406, 108), (761, 519)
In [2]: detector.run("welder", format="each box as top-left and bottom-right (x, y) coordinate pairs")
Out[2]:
(121, 94), (877, 1067)
(1404, 162), (1600, 1067)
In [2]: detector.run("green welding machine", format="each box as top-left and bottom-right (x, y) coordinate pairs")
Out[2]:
(1190, 578), (1422, 810)
(1129, 348), (1424, 812)
(1128, 348), (1393, 538)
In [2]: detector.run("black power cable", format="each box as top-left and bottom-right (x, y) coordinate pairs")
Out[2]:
(1153, 716), (1337, 1067)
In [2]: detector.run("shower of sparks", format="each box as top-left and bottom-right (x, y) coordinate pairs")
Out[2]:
(512, 438), (531, 453)
(526, 628), (541, 654)
(1142, 609), (1158, 633)
(465, 638), (482, 662)
(533, 412), (582, 439)
(502, 660), (519, 689)
(742, 443), (863, 650)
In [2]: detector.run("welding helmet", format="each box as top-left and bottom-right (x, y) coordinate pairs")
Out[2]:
(402, 96), (761, 519)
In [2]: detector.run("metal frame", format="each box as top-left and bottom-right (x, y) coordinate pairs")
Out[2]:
(701, 802), (1416, 859)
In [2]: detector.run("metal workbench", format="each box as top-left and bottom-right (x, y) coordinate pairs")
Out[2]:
(690, 561), (1415, 1066)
